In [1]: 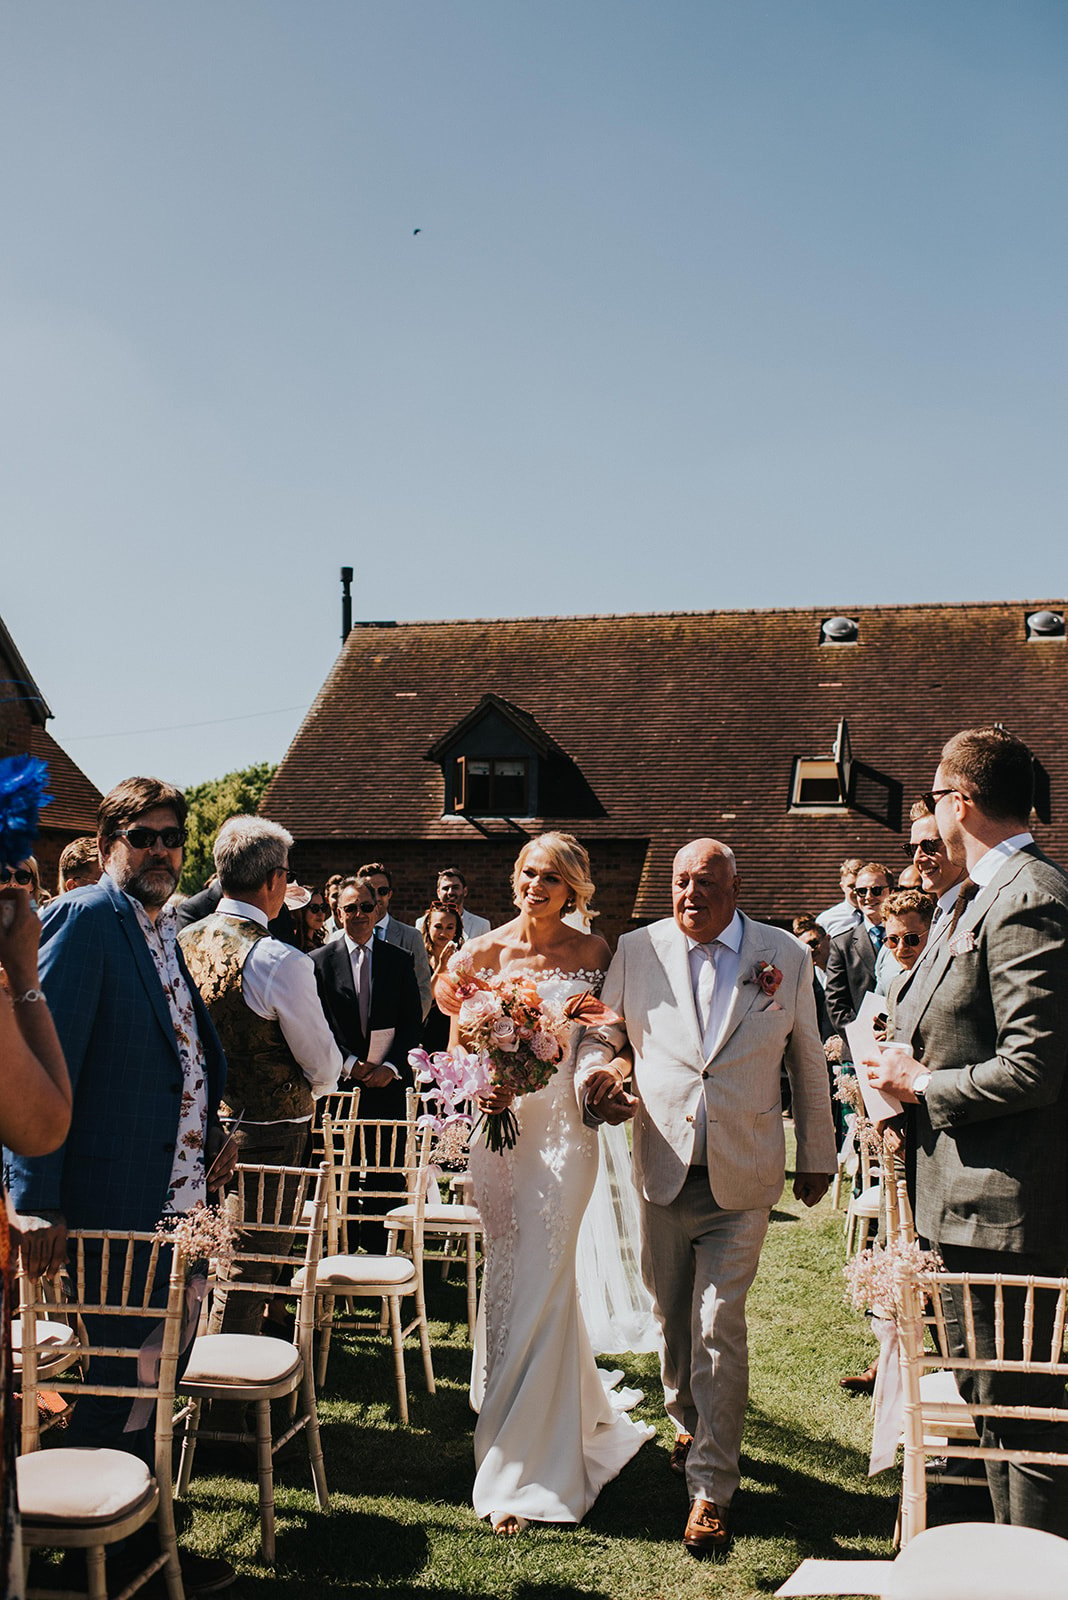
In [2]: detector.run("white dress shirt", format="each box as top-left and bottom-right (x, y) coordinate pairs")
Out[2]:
(218, 898), (349, 1113)
(685, 910), (744, 1165)
(817, 899), (862, 938)
(969, 831), (1034, 887)
(343, 932), (400, 1078)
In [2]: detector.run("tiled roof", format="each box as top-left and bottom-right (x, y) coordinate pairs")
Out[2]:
(262, 601), (1068, 921)
(29, 727), (101, 833)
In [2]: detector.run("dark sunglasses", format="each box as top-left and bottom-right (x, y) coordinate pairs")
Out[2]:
(372, 885), (391, 897)
(114, 827), (185, 851)
(855, 885), (888, 898)
(903, 838), (942, 859)
(921, 789), (959, 810)
(342, 900), (377, 916)
(307, 901), (327, 914)
(885, 932), (923, 948)
(0, 867), (33, 886)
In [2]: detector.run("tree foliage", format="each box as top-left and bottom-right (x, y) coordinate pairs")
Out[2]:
(179, 762), (277, 894)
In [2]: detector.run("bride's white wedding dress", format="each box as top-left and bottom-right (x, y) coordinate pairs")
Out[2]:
(469, 971), (653, 1524)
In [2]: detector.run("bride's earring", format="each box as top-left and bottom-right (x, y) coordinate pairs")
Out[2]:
(565, 895), (576, 911)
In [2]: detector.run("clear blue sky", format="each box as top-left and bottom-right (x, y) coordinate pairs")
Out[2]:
(2, 2), (1065, 793)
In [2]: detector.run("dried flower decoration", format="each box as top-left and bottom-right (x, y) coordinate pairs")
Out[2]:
(845, 1238), (942, 1320)
(156, 1201), (239, 1272)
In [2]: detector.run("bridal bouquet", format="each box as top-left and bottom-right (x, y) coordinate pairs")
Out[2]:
(410, 950), (620, 1153)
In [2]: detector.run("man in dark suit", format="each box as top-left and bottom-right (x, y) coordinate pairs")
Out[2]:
(312, 876), (422, 1119)
(358, 860), (434, 1020)
(824, 861), (893, 1035)
(870, 728), (1068, 1533)
(312, 876), (422, 1250)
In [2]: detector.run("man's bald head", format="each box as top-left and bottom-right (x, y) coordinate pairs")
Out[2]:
(671, 838), (740, 943)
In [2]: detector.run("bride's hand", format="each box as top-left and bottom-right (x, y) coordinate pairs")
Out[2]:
(477, 1085), (515, 1114)
(582, 1067), (627, 1109)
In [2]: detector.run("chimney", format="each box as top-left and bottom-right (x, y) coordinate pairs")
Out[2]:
(340, 567), (353, 642)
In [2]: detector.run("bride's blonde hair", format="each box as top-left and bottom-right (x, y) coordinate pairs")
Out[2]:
(512, 832), (596, 920)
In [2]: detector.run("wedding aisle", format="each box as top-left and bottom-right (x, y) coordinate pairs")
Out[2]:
(173, 1132), (899, 1600)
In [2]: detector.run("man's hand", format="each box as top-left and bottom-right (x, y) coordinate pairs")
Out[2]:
(793, 1173), (831, 1208)
(14, 1211), (68, 1278)
(205, 1122), (239, 1191)
(864, 1044), (926, 1104)
(362, 1064), (394, 1089)
(596, 1087), (638, 1126)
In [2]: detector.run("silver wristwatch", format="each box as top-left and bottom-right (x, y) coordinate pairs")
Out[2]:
(912, 1071), (932, 1099)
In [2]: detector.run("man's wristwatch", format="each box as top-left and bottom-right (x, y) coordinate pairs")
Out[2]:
(912, 1071), (932, 1099)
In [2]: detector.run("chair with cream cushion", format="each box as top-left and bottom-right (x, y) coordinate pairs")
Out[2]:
(174, 1164), (328, 1564)
(17, 1229), (189, 1600)
(304, 1113), (434, 1420)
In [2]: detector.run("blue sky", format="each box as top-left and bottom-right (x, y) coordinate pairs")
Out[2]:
(2, 2), (1065, 792)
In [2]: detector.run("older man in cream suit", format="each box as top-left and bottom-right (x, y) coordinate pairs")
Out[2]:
(577, 839), (836, 1556)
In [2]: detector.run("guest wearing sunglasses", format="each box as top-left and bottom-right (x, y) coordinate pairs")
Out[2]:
(3, 776), (238, 1594)
(825, 861), (895, 1037)
(292, 886), (329, 952)
(875, 889), (935, 994)
(903, 796), (968, 946)
(0, 857), (42, 912)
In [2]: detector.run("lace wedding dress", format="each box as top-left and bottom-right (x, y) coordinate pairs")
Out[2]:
(469, 972), (653, 1524)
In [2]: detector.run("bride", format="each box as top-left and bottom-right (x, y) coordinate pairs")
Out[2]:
(445, 832), (653, 1534)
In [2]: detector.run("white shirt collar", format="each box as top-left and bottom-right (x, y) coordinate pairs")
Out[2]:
(344, 932), (374, 956)
(686, 910), (744, 954)
(217, 896), (268, 929)
(970, 832), (1034, 888)
(936, 878), (966, 915)
(377, 911), (392, 933)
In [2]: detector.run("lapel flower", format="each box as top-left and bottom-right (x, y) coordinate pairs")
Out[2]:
(747, 959), (783, 998)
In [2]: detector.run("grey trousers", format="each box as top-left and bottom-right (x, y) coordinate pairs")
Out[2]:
(640, 1169), (769, 1508)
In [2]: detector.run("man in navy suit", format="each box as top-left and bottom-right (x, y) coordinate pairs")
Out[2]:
(6, 779), (230, 1435)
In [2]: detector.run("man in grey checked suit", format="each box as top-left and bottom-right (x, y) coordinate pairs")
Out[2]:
(577, 838), (836, 1556)
(870, 727), (1068, 1533)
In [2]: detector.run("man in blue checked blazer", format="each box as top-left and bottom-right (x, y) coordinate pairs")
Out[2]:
(4, 776), (229, 1464)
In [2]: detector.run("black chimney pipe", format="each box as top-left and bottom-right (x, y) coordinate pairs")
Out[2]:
(340, 566), (353, 642)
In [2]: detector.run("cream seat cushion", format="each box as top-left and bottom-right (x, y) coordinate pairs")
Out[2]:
(887, 1521), (1068, 1600)
(17, 1448), (153, 1526)
(385, 1203), (481, 1227)
(295, 1254), (415, 1289)
(12, 1319), (78, 1371)
(182, 1333), (301, 1386)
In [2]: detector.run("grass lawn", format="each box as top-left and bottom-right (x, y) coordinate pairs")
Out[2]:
(182, 1148), (897, 1600)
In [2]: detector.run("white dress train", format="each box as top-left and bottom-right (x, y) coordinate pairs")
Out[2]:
(469, 974), (653, 1524)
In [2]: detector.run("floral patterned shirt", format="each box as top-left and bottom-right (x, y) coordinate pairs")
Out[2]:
(124, 888), (209, 1214)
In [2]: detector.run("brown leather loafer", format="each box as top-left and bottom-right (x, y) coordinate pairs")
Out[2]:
(669, 1432), (693, 1475)
(683, 1497), (731, 1557)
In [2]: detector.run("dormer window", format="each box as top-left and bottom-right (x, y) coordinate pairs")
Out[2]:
(1026, 609), (1065, 641)
(454, 757), (529, 816)
(426, 693), (605, 822)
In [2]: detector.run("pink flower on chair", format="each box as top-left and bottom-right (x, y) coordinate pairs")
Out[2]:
(748, 960), (783, 998)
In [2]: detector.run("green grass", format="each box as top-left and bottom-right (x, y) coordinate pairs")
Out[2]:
(181, 1167), (896, 1599)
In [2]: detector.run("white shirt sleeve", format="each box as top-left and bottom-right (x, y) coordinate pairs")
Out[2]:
(240, 938), (349, 1097)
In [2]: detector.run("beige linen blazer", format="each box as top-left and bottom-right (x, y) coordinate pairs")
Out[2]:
(578, 914), (836, 1210)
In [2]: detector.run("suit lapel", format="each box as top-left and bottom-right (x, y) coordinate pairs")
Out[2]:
(107, 879), (180, 1059)
(331, 938), (365, 1051)
(648, 920), (705, 1062)
(712, 914), (770, 1060)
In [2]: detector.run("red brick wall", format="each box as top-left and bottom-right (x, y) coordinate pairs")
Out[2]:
(289, 837), (651, 950)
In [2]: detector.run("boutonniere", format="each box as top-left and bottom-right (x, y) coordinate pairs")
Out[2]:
(747, 960), (783, 997)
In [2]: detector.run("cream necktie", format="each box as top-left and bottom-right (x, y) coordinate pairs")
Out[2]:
(696, 942), (719, 1058)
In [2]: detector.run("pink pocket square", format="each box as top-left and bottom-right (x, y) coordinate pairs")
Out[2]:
(949, 930), (977, 956)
